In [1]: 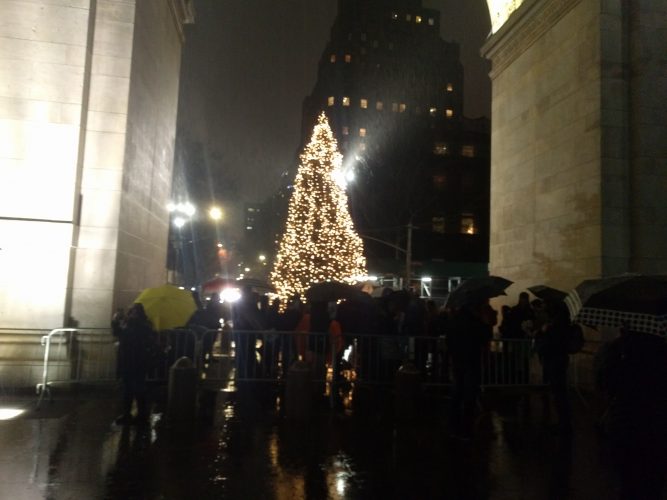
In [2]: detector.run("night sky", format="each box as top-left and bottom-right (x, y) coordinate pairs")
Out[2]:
(175, 0), (491, 217)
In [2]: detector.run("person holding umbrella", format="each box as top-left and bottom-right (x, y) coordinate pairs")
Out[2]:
(595, 327), (667, 499)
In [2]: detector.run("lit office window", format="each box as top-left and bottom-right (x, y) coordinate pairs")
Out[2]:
(432, 217), (445, 234)
(462, 145), (475, 157)
(327, 96), (335, 106)
(359, 128), (367, 137)
(330, 54), (336, 63)
(342, 96), (350, 107)
(392, 103), (399, 112)
(360, 99), (368, 109)
(360, 142), (367, 151)
(416, 15), (422, 24)
(446, 108), (454, 118)
(342, 126), (349, 135)
(376, 101), (384, 111)
(433, 143), (448, 156)
(399, 103), (407, 113)
(345, 54), (352, 63)
(406, 14), (412, 21)
(461, 214), (477, 235)
(428, 18), (435, 26)
(446, 83), (454, 92)
(429, 107), (437, 116)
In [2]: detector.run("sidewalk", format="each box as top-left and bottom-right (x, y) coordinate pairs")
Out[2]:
(0, 387), (631, 499)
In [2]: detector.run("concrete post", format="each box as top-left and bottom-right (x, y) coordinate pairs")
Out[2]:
(394, 361), (421, 420)
(285, 360), (312, 420)
(168, 356), (198, 422)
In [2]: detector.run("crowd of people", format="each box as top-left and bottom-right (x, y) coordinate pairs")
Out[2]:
(110, 284), (667, 499)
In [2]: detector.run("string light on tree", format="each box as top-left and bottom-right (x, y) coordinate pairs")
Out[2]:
(271, 112), (367, 303)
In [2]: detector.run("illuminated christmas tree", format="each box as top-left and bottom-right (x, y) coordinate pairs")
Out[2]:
(271, 112), (367, 303)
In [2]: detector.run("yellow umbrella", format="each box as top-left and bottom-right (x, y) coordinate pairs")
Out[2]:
(134, 284), (197, 331)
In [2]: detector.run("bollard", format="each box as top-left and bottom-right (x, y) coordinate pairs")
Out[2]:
(285, 360), (312, 420)
(394, 361), (421, 420)
(168, 356), (198, 423)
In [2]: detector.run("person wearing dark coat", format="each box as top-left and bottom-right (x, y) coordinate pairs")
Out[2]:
(535, 300), (575, 434)
(111, 303), (157, 425)
(595, 329), (667, 500)
(447, 300), (493, 438)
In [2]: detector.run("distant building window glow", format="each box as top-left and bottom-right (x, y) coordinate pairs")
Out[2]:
(372, 40), (379, 48)
(327, 96), (335, 106)
(360, 98), (368, 109)
(432, 217), (446, 234)
(446, 108), (454, 118)
(392, 103), (399, 112)
(428, 18), (435, 26)
(406, 14), (412, 21)
(343, 96), (350, 107)
(415, 15), (422, 23)
(429, 107), (437, 116)
(360, 142), (367, 151)
(447, 83), (454, 91)
(461, 214), (476, 235)
(376, 101), (384, 111)
(345, 54), (352, 63)
(462, 145), (475, 157)
(359, 128), (367, 137)
(399, 103), (407, 113)
(330, 54), (336, 63)
(342, 126), (349, 135)
(433, 143), (448, 156)
(433, 175), (447, 190)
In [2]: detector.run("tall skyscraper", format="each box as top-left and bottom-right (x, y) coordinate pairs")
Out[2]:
(300, 0), (490, 285)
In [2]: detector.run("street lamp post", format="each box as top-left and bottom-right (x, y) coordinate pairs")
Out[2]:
(360, 222), (414, 289)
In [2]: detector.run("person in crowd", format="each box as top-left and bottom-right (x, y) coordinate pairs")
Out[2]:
(535, 300), (575, 435)
(507, 292), (535, 339)
(595, 328), (667, 500)
(111, 303), (157, 426)
(447, 299), (493, 439)
(232, 287), (265, 379)
(504, 292), (535, 383)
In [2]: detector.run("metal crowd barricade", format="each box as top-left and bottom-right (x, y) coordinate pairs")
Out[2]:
(35, 327), (552, 409)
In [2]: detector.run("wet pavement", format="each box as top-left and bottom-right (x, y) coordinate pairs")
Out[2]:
(0, 387), (645, 499)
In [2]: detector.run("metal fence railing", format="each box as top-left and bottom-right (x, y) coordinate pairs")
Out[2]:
(32, 328), (555, 401)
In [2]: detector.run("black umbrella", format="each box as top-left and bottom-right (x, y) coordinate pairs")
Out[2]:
(565, 274), (667, 335)
(305, 281), (367, 302)
(528, 285), (568, 302)
(446, 276), (513, 308)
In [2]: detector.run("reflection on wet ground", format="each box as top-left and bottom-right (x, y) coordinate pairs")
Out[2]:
(0, 389), (627, 499)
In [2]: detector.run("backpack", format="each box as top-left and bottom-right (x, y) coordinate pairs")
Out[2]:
(567, 324), (585, 354)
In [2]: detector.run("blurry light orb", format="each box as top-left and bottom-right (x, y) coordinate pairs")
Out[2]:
(0, 408), (25, 420)
(173, 216), (186, 228)
(182, 202), (196, 217)
(167, 202), (177, 212)
(209, 207), (223, 220)
(221, 288), (242, 303)
(244, 267), (251, 272)
(258, 255), (266, 262)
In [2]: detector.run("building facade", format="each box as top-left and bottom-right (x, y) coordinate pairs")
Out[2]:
(482, 0), (667, 297)
(0, 0), (194, 330)
(299, 0), (491, 287)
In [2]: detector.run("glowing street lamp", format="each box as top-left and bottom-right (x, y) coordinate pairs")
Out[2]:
(209, 206), (223, 221)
